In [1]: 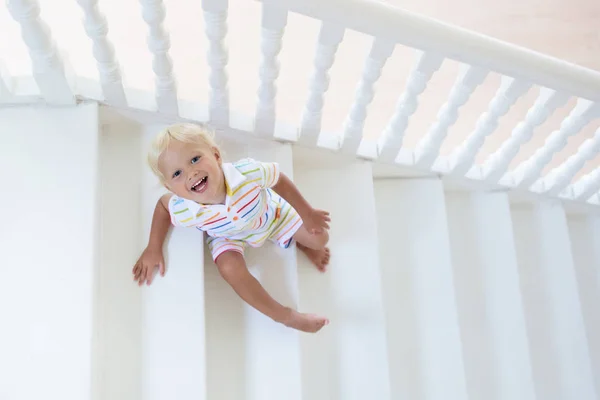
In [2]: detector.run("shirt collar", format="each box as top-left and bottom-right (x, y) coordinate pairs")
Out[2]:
(183, 162), (246, 215)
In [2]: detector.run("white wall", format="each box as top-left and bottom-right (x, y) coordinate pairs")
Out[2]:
(0, 104), (99, 400)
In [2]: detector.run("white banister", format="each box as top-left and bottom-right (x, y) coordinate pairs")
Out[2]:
(482, 89), (569, 182)
(541, 127), (600, 196)
(298, 23), (345, 146)
(202, 0), (229, 126)
(377, 51), (443, 162)
(570, 167), (600, 201)
(254, 4), (287, 136)
(449, 77), (531, 175)
(7, 0), (75, 105)
(77, 0), (126, 107)
(510, 100), (600, 188)
(339, 39), (394, 154)
(139, 0), (178, 114)
(414, 65), (488, 168)
(258, 0), (600, 102)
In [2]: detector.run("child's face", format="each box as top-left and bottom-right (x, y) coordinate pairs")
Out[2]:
(158, 140), (226, 204)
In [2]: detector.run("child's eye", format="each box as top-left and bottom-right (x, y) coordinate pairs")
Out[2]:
(191, 156), (200, 164)
(172, 170), (181, 179)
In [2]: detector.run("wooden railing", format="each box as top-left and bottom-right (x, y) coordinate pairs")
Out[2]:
(3, 0), (600, 205)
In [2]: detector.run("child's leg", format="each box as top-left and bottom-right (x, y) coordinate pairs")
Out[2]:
(215, 250), (329, 333)
(292, 226), (330, 272)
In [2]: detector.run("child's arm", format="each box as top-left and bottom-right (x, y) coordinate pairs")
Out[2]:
(133, 194), (172, 286)
(272, 173), (330, 233)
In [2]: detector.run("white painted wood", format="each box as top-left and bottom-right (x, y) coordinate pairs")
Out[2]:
(511, 100), (600, 188)
(140, 125), (206, 400)
(241, 143), (302, 400)
(204, 139), (302, 400)
(139, 0), (178, 114)
(97, 123), (143, 400)
(0, 60), (15, 101)
(1, 105), (99, 400)
(568, 215), (600, 399)
(339, 39), (394, 154)
(445, 192), (536, 400)
(542, 127), (600, 196)
(254, 4), (288, 136)
(295, 160), (390, 400)
(414, 65), (488, 168)
(258, 0), (600, 102)
(374, 178), (468, 400)
(483, 89), (569, 182)
(511, 202), (597, 400)
(77, 0), (127, 107)
(378, 51), (443, 162)
(298, 23), (345, 146)
(6, 0), (75, 105)
(571, 166), (600, 201)
(449, 77), (531, 175)
(203, 0), (229, 126)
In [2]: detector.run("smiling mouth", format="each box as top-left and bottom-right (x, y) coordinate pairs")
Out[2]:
(191, 176), (208, 193)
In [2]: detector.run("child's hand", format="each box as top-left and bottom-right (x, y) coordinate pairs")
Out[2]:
(303, 208), (331, 234)
(133, 246), (166, 286)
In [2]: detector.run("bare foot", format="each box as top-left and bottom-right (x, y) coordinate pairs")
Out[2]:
(298, 244), (330, 272)
(283, 309), (329, 333)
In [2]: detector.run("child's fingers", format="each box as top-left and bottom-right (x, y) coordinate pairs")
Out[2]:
(138, 265), (148, 286)
(159, 261), (166, 276)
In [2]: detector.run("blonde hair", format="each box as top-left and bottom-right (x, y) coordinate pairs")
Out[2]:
(148, 122), (219, 182)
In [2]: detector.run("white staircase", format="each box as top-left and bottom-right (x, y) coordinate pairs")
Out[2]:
(2, 0), (600, 399)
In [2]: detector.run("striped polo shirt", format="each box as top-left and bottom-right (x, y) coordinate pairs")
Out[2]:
(168, 158), (303, 260)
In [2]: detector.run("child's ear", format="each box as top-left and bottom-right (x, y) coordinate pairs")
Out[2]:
(213, 147), (222, 162)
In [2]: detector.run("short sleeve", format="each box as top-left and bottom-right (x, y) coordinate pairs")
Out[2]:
(168, 196), (203, 227)
(234, 158), (280, 188)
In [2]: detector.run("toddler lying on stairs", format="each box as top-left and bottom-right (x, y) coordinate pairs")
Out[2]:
(132, 123), (331, 333)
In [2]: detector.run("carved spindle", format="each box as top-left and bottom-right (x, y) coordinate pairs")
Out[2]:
(482, 89), (569, 182)
(297, 23), (345, 146)
(203, 0), (229, 125)
(449, 77), (531, 175)
(339, 39), (394, 153)
(254, 4), (287, 136)
(511, 100), (600, 188)
(542, 127), (600, 196)
(140, 0), (178, 114)
(77, 0), (126, 106)
(7, 0), (74, 104)
(377, 51), (443, 162)
(414, 65), (488, 168)
(571, 166), (600, 201)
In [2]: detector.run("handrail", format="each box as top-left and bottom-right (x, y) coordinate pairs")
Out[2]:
(259, 0), (600, 102)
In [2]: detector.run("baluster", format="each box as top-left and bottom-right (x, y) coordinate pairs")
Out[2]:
(0, 60), (14, 100)
(570, 166), (600, 201)
(140, 0), (177, 114)
(7, 0), (74, 105)
(254, 4), (287, 136)
(77, 0), (126, 106)
(449, 77), (531, 175)
(202, 0), (229, 125)
(377, 51), (442, 163)
(339, 39), (394, 153)
(414, 65), (488, 168)
(483, 89), (569, 182)
(542, 127), (600, 196)
(297, 23), (344, 146)
(510, 100), (600, 188)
